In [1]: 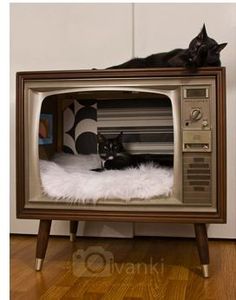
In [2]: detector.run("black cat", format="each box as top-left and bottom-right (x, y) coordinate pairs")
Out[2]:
(92, 132), (173, 171)
(108, 25), (227, 70)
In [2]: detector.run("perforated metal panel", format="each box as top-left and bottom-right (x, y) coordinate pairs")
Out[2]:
(183, 153), (211, 205)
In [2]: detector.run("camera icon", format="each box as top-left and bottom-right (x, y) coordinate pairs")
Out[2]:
(72, 246), (114, 277)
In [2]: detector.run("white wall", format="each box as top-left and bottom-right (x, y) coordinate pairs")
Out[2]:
(10, 3), (236, 238)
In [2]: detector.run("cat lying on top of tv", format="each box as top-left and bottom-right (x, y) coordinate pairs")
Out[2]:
(108, 24), (227, 70)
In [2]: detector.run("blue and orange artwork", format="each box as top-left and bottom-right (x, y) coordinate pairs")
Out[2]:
(39, 114), (53, 145)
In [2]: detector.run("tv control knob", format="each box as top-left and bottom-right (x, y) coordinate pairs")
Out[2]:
(191, 108), (202, 121)
(202, 120), (208, 127)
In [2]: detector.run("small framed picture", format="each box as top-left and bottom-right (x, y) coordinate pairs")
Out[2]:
(39, 114), (53, 145)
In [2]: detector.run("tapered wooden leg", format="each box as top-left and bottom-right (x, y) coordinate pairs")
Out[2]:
(35, 220), (52, 271)
(194, 223), (210, 278)
(70, 220), (79, 242)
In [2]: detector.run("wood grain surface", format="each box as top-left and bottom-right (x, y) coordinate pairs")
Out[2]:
(11, 235), (236, 300)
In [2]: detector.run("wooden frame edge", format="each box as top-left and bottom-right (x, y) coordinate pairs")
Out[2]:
(15, 67), (227, 223)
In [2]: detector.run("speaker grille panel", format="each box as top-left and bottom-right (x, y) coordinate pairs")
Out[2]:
(183, 153), (211, 204)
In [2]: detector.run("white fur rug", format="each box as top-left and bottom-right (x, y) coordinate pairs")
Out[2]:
(39, 153), (173, 203)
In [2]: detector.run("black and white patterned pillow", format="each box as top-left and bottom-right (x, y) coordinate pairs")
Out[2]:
(63, 100), (97, 155)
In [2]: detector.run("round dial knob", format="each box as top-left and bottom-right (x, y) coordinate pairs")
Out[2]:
(191, 108), (202, 121)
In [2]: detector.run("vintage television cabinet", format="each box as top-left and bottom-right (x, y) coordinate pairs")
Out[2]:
(16, 67), (226, 277)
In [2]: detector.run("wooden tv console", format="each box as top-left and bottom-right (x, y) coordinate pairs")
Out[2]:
(16, 67), (226, 278)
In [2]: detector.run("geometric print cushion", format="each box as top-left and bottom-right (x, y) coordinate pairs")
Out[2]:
(63, 100), (97, 155)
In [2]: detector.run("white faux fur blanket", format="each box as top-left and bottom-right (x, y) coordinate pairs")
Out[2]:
(40, 153), (173, 203)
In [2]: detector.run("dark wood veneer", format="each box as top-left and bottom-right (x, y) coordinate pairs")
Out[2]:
(16, 67), (226, 224)
(36, 220), (52, 259)
(194, 223), (210, 265)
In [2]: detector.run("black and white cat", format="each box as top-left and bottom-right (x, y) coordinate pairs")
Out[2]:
(108, 25), (227, 70)
(92, 132), (173, 171)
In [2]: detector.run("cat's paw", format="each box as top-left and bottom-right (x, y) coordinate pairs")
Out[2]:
(185, 58), (195, 68)
(186, 57), (193, 65)
(104, 160), (114, 170)
(198, 45), (208, 55)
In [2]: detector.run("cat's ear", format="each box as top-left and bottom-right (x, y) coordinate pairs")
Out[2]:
(97, 133), (106, 143)
(197, 24), (208, 41)
(117, 131), (123, 142)
(216, 43), (227, 53)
